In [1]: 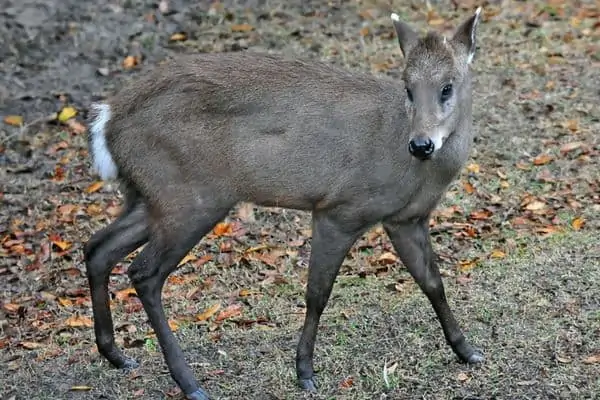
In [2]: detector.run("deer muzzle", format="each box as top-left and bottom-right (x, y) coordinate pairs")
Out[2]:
(408, 135), (435, 160)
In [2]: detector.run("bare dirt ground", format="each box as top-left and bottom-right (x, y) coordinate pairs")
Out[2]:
(1, 0), (599, 399)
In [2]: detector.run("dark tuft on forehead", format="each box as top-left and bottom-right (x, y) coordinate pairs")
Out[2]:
(423, 32), (446, 49)
(403, 32), (457, 81)
(416, 32), (453, 59)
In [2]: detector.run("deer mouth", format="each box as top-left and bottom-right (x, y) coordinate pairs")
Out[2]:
(408, 137), (435, 160)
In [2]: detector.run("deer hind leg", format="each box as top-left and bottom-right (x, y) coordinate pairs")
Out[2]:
(126, 190), (235, 399)
(85, 189), (149, 369)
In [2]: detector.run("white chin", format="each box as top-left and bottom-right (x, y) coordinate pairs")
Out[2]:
(431, 135), (445, 153)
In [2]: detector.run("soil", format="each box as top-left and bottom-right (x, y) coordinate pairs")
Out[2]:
(1, 1), (599, 399)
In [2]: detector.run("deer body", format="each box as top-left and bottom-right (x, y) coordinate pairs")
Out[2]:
(85, 9), (483, 400)
(97, 51), (472, 221)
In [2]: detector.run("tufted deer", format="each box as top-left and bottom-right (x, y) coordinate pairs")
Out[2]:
(84, 8), (484, 399)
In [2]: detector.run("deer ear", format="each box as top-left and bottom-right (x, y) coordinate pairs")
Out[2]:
(391, 13), (419, 58)
(452, 7), (483, 64)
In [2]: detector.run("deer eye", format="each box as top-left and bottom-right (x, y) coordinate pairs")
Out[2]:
(406, 88), (414, 102)
(440, 84), (453, 103)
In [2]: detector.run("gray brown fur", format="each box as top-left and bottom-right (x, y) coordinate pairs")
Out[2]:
(84, 9), (484, 400)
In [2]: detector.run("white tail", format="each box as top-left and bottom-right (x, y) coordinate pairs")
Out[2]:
(89, 103), (118, 181)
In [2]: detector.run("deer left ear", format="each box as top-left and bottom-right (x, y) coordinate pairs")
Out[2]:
(391, 13), (419, 58)
(452, 7), (483, 64)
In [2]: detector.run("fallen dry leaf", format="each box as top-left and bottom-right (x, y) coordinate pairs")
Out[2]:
(168, 320), (179, 331)
(463, 181), (476, 194)
(536, 225), (561, 235)
(193, 254), (213, 267)
(547, 55), (565, 65)
(533, 154), (553, 166)
(555, 354), (572, 363)
(583, 354), (600, 364)
(70, 386), (92, 391)
(58, 204), (78, 215)
(169, 32), (187, 41)
(66, 315), (94, 328)
(197, 303), (221, 322)
(49, 234), (72, 251)
(178, 253), (198, 266)
(525, 200), (547, 211)
(215, 303), (242, 322)
(3, 115), (23, 126)
(58, 297), (73, 307)
(123, 55), (139, 69)
(63, 268), (81, 277)
(85, 181), (104, 193)
(248, 249), (286, 268)
(238, 288), (260, 297)
(213, 222), (232, 236)
(21, 341), (45, 350)
(458, 259), (478, 273)
(470, 210), (492, 220)
(231, 23), (254, 32)
(245, 244), (269, 253)
(378, 252), (398, 265)
(168, 275), (190, 285)
(106, 204), (122, 217)
(515, 161), (532, 171)
(457, 372), (470, 382)
(436, 205), (462, 218)
(219, 241), (232, 253)
(394, 281), (412, 292)
(115, 287), (138, 302)
(65, 118), (87, 134)
(571, 217), (585, 230)
(58, 106), (78, 123)
(371, 61), (393, 73)
(564, 119), (579, 133)
(426, 9), (445, 26)
(560, 141), (584, 154)
(3, 303), (21, 313)
(467, 163), (480, 173)
(86, 204), (104, 216)
(339, 376), (354, 388)
(490, 250), (506, 259)
(358, 8), (376, 19)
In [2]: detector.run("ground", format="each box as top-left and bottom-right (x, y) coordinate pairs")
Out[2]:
(1, 0), (599, 399)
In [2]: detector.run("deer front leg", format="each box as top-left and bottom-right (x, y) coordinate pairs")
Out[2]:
(296, 212), (364, 392)
(383, 216), (484, 364)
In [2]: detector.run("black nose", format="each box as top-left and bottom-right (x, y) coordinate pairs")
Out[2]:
(408, 137), (435, 160)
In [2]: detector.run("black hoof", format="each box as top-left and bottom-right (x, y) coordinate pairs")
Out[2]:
(186, 388), (210, 400)
(118, 357), (140, 371)
(466, 350), (485, 364)
(452, 338), (484, 365)
(112, 356), (140, 372)
(456, 347), (485, 365)
(298, 377), (318, 392)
